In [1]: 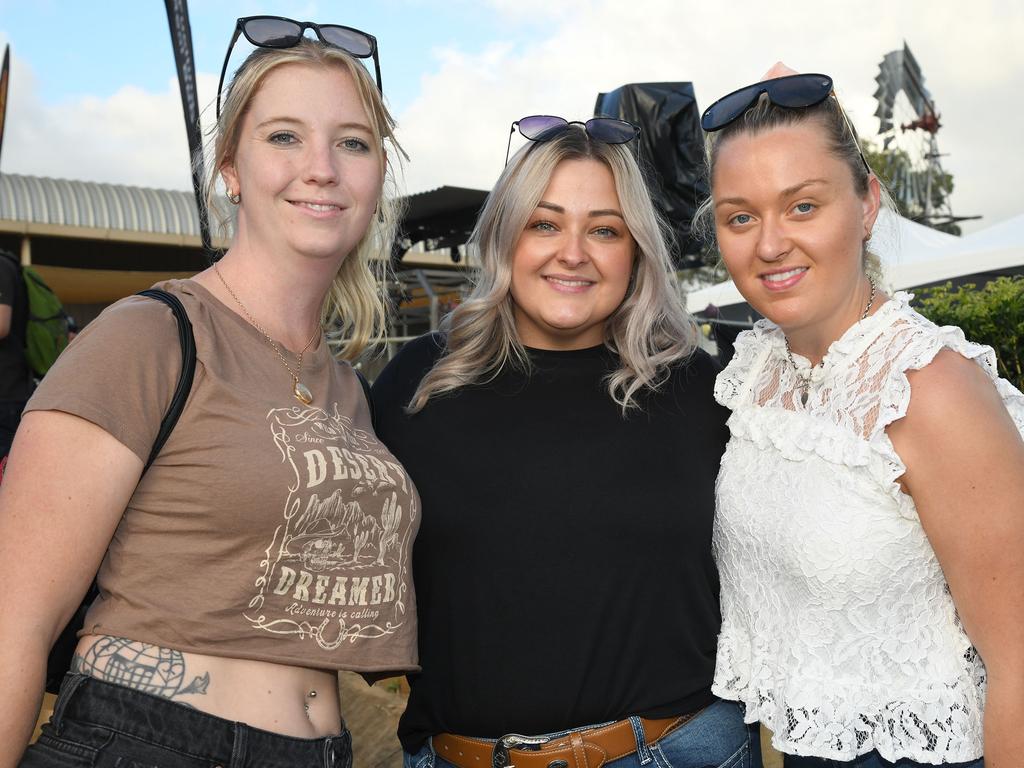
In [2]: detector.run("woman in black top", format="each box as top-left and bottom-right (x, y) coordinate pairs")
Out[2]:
(373, 119), (761, 768)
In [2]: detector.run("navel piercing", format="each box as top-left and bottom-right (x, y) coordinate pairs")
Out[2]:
(304, 689), (318, 717)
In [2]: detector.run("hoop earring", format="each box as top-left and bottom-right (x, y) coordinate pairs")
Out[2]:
(227, 190), (241, 205)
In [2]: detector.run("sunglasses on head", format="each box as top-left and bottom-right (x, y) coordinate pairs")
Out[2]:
(701, 73), (870, 172)
(505, 115), (640, 165)
(216, 15), (381, 119)
(701, 73), (834, 132)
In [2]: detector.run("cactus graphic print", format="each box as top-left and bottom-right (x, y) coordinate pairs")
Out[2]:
(244, 401), (419, 649)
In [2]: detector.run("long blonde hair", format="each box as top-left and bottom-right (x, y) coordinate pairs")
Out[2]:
(409, 126), (698, 413)
(202, 39), (405, 361)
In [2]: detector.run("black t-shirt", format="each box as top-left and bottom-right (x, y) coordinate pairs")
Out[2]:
(372, 334), (730, 751)
(0, 254), (32, 402)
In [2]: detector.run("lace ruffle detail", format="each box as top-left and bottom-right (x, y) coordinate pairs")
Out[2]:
(714, 628), (986, 764)
(714, 320), (775, 410)
(869, 312), (1024, 518)
(723, 293), (1024, 517)
(726, 405), (871, 467)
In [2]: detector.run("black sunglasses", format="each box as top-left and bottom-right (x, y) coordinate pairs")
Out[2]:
(701, 73), (833, 132)
(216, 15), (381, 119)
(505, 115), (640, 165)
(701, 73), (870, 173)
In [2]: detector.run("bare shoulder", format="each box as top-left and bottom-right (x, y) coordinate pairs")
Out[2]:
(898, 347), (1008, 433)
(889, 346), (1024, 498)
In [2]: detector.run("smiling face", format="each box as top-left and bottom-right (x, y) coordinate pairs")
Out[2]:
(221, 62), (383, 266)
(509, 158), (636, 350)
(712, 120), (880, 350)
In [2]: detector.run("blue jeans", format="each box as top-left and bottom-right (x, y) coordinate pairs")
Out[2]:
(20, 673), (353, 767)
(783, 752), (982, 767)
(404, 699), (761, 768)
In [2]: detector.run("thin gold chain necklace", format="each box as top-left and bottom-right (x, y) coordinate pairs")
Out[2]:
(214, 263), (320, 405)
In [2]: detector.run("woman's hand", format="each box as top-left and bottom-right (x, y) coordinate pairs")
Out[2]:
(0, 410), (143, 766)
(889, 349), (1024, 767)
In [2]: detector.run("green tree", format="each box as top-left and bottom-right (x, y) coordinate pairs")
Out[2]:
(916, 277), (1024, 390)
(863, 141), (959, 236)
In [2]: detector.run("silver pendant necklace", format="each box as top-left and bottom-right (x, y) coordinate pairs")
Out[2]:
(784, 277), (876, 407)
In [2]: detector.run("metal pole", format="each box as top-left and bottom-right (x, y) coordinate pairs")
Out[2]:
(415, 269), (439, 331)
(923, 133), (935, 222)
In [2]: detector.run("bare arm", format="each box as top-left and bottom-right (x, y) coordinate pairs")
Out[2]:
(888, 349), (1024, 768)
(0, 411), (142, 767)
(0, 303), (11, 339)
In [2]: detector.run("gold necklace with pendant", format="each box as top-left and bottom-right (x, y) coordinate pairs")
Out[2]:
(784, 276), (876, 407)
(215, 264), (320, 405)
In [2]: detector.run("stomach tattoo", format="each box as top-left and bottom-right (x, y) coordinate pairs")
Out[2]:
(71, 636), (209, 701)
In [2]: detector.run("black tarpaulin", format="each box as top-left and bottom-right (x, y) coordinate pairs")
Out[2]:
(595, 82), (707, 265)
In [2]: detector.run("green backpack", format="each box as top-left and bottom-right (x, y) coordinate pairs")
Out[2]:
(1, 251), (70, 376)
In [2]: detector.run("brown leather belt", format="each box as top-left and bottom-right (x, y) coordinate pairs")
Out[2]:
(433, 711), (701, 768)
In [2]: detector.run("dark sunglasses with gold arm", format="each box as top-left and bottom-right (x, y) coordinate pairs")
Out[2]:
(215, 15), (381, 119)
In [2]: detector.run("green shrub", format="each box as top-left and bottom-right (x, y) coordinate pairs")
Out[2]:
(915, 276), (1024, 390)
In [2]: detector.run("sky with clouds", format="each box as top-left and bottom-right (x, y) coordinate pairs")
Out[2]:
(1, 0), (1021, 233)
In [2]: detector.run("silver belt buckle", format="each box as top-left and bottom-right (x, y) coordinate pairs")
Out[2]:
(491, 733), (552, 768)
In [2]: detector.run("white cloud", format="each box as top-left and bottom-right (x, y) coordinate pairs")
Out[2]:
(3, 1), (1022, 235)
(482, 0), (595, 22)
(396, 0), (1024, 231)
(2, 47), (215, 192)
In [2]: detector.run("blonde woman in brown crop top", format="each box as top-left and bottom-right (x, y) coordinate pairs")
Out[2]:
(0, 22), (420, 768)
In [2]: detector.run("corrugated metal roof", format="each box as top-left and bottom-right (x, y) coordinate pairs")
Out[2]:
(0, 173), (202, 236)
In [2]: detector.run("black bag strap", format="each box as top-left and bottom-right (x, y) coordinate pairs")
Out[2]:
(43, 288), (196, 695)
(137, 289), (196, 472)
(355, 368), (374, 425)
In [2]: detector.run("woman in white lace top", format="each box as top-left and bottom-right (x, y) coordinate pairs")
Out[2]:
(694, 63), (1024, 767)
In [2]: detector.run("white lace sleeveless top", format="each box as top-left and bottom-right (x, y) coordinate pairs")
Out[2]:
(712, 292), (1024, 764)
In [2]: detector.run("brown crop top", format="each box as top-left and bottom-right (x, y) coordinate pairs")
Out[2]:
(26, 279), (419, 674)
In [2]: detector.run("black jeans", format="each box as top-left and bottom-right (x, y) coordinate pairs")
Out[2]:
(0, 399), (25, 456)
(20, 674), (353, 768)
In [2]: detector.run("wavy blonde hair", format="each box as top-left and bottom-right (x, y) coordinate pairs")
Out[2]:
(409, 126), (699, 413)
(202, 39), (405, 361)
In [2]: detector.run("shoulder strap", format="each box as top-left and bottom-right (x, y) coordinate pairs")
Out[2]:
(0, 249), (18, 269)
(42, 287), (197, 695)
(356, 368), (375, 425)
(137, 289), (197, 473)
